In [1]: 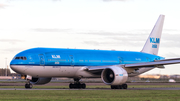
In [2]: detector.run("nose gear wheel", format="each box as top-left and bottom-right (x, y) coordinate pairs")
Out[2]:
(25, 80), (33, 89)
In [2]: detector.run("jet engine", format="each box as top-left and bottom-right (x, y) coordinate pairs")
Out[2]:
(30, 77), (52, 85)
(101, 66), (128, 85)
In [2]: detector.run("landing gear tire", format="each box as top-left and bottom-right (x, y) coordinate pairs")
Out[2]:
(111, 85), (115, 89)
(69, 83), (73, 89)
(69, 78), (86, 89)
(81, 83), (86, 89)
(25, 79), (33, 89)
(122, 84), (127, 89)
(111, 84), (127, 89)
(25, 83), (33, 89)
(117, 85), (122, 89)
(69, 83), (86, 89)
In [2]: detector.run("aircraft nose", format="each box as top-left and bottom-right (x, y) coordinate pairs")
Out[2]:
(10, 65), (26, 74)
(10, 60), (26, 74)
(10, 65), (18, 72)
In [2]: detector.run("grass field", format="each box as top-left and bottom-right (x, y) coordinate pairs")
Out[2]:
(0, 84), (180, 101)
(0, 90), (180, 101)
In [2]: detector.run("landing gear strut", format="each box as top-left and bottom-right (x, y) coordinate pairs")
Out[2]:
(69, 78), (86, 89)
(25, 79), (33, 89)
(111, 84), (127, 89)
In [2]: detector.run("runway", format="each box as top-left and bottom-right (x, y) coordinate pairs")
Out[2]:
(0, 87), (180, 90)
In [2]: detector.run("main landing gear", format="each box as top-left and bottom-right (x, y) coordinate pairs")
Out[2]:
(25, 79), (33, 89)
(111, 84), (128, 89)
(69, 78), (86, 89)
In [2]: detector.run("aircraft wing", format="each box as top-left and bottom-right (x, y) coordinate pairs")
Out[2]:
(85, 58), (180, 72)
(124, 58), (180, 68)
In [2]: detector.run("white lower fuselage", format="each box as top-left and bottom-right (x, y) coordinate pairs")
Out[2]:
(11, 65), (153, 78)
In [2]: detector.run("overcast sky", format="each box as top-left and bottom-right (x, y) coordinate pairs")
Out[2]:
(0, 0), (180, 75)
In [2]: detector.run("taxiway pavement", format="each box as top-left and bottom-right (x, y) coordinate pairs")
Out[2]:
(0, 87), (180, 90)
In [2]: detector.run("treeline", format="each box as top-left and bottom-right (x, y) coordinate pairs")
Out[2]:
(0, 68), (11, 76)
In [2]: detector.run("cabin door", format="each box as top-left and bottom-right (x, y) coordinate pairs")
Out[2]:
(39, 54), (45, 65)
(146, 57), (151, 62)
(69, 55), (74, 66)
(118, 57), (123, 64)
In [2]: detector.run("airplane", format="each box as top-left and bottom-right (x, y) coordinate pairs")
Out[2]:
(10, 15), (180, 89)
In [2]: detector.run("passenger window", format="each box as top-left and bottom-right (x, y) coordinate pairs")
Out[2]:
(15, 57), (20, 59)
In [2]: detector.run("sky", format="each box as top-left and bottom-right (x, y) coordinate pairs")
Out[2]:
(0, 0), (180, 75)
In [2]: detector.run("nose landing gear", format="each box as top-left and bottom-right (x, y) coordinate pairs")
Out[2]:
(25, 79), (33, 89)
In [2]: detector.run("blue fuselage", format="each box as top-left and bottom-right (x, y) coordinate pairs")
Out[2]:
(10, 48), (164, 66)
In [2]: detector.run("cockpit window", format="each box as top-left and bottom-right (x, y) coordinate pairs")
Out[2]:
(14, 56), (27, 60)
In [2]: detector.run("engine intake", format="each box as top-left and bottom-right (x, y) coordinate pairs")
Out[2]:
(30, 77), (52, 85)
(101, 66), (128, 85)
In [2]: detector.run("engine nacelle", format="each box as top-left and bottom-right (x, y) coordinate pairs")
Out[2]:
(101, 66), (128, 85)
(30, 77), (52, 85)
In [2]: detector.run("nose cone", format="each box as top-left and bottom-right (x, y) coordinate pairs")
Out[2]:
(10, 65), (19, 73)
(10, 65), (26, 74)
(10, 60), (19, 73)
(10, 59), (16, 70)
(10, 59), (26, 74)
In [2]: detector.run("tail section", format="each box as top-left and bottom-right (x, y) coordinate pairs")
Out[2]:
(141, 15), (165, 55)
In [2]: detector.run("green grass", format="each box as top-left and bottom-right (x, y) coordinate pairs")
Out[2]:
(0, 84), (180, 101)
(0, 90), (179, 101)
